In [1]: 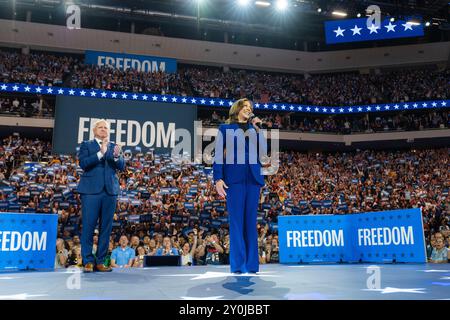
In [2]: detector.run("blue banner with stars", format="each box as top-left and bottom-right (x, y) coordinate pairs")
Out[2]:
(325, 18), (424, 44)
(0, 213), (58, 270)
(279, 208), (426, 263)
(0, 82), (447, 115)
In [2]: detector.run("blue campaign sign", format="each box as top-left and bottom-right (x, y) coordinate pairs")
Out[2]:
(279, 208), (426, 263)
(348, 208), (426, 263)
(325, 18), (424, 44)
(85, 50), (177, 73)
(0, 213), (58, 270)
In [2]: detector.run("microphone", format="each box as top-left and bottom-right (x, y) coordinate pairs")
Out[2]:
(248, 112), (262, 129)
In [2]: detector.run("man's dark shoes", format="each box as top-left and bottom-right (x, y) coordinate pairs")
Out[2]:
(95, 264), (112, 272)
(83, 262), (94, 273)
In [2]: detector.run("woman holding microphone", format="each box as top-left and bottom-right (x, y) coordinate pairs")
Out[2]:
(213, 98), (266, 274)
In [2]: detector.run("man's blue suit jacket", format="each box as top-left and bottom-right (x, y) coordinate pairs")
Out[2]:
(77, 140), (125, 195)
(213, 123), (266, 186)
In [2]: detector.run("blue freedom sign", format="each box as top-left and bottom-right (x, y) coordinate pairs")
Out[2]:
(325, 18), (424, 44)
(85, 50), (177, 73)
(0, 213), (58, 270)
(279, 208), (426, 263)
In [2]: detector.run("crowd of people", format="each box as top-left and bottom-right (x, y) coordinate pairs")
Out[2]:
(203, 109), (449, 133)
(0, 49), (448, 107)
(0, 51), (76, 86)
(0, 96), (54, 118)
(0, 134), (447, 268)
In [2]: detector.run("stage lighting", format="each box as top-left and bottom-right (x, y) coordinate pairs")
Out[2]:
(406, 20), (421, 26)
(255, 1), (271, 7)
(390, 17), (395, 22)
(317, 8), (322, 13)
(332, 11), (347, 17)
(357, 13), (361, 18)
(275, 0), (288, 11)
(237, 0), (251, 6)
(425, 21), (430, 27)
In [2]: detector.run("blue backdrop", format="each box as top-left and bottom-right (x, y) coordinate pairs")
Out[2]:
(325, 18), (424, 44)
(0, 213), (58, 270)
(279, 208), (426, 263)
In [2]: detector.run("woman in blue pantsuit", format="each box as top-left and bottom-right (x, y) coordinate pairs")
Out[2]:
(213, 98), (266, 274)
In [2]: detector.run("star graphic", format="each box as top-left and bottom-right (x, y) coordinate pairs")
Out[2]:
(182, 98), (187, 103)
(298, 106), (302, 111)
(413, 103), (418, 108)
(333, 26), (345, 37)
(364, 287), (425, 294)
(432, 102), (437, 107)
(322, 108), (327, 112)
(367, 24), (379, 34)
(80, 90), (86, 96)
(289, 105), (294, 110)
(402, 22), (413, 31)
(0, 84), (7, 90)
(403, 104), (409, 109)
(357, 107), (362, 112)
(366, 107), (372, 111)
(111, 92), (117, 98)
(58, 89), (64, 94)
(90, 91), (96, 96)
(101, 92), (107, 97)
(143, 95), (148, 100)
(376, 105), (381, 110)
(314, 107), (319, 112)
(348, 107), (353, 112)
(121, 93), (128, 99)
(161, 96), (168, 102)
(25, 86), (31, 92)
(281, 105), (286, 110)
(441, 101), (446, 106)
(160, 271), (280, 281)
(35, 87), (42, 93)
(210, 100), (215, 105)
(171, 97), (177, 102)
(385, 22), (397, 32)
(180, 296), (224, 300)
(350, 25), (362, 35)
(331, 108), (335, 113)
(219, 100), (224, 105)
(132, 94), (138, 100)
(12, 85), (19, 91)
(200, 99), (205, 104)
(339, 108), (344, 112)
(273, 104), (278, 109)
(191, 98), (197, 103)
(69, 89), (75, 95)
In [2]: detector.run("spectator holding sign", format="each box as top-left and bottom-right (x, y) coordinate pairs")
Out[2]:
(181, 229), (198, 266)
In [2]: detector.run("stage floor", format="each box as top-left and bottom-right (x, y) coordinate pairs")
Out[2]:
(0, 263), (449, 300)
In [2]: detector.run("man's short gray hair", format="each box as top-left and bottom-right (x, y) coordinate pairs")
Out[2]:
(94, 119), (110, 129)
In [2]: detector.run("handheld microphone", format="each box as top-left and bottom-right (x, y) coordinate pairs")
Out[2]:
(248, 112), (262, 129)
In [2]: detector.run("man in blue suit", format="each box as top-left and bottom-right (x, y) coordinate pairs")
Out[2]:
(77, 119), (125, 272)
(213, 98), (266, 274)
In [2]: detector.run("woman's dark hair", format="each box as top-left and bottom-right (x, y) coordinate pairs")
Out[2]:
(226, 98), (253, 124)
